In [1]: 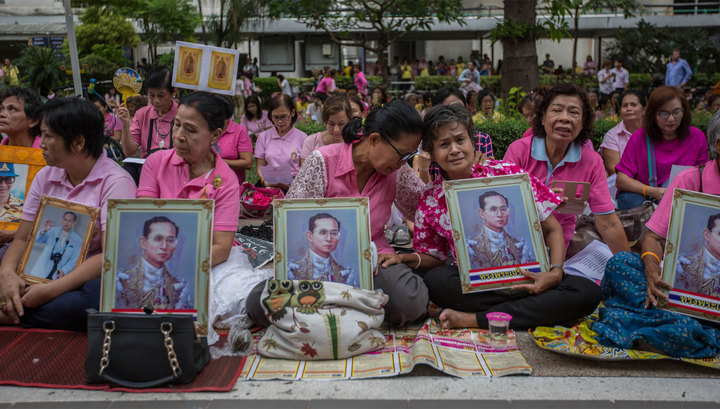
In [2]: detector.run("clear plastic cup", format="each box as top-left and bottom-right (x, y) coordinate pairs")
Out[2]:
(486, 312), (512, 349)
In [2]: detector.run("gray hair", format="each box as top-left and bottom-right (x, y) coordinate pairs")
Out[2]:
(708, 110), (720, 159)
(421, 103), (477, 153)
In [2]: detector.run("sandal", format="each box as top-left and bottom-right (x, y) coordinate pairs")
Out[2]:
(384, 225), (399, 244)
(393, 225), (411, 246)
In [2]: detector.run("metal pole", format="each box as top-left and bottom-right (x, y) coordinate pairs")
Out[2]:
(63, 0), (82, 97)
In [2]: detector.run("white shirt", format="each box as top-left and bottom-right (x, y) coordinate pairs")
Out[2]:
(141, 258), (166, 294)
(310, 249), (333, 280)
(703, 248), (720, 281)
(597, 68), (614, 95)
(610, 67), (629, 90)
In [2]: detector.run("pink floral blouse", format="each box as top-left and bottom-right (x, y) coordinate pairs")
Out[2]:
(413, 159), (562, 263)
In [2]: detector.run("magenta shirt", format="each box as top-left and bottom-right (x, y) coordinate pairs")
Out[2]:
(22, 154), (137, 257)
(504, 136), (615, 250)
(239, 111), (270, 135)
(646, 160), (720, 239)
(137, 149), (240, 232)
(316, 77), (336, 94)
(216, 121), (253, 183)
(254, 126), (308, 177)
(616, 127), (708, 187)
(103, 113), (123, 137)
(354, 71), (368, 95)
(599, 120), (633, 157)
(0, 135), (42, 148)
(130, 100), (179, 158)
(317, 143), (400, 254)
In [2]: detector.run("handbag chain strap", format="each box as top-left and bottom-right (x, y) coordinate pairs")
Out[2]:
(98, 320), (116, 375)
(161, 322), (182, 378)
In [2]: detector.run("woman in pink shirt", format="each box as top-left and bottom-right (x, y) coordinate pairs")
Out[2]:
(0, 98), (137, 330)
(247, 101), (428, 327)
(353, 65), (368, 96)
(137, 92), (270, 343)
(593, 113), (720, 358)
(215, 96), (253, 183)
(315, 69), (337, 96)
(116, 67), (179, 158)
(255, 94), (308, 190)
(300, 95), (351, 165)
(600, 91), (645, 176)
(615, 86), (708, 210)
(239, 94), (270, 137)
(504, 84), (629, 256)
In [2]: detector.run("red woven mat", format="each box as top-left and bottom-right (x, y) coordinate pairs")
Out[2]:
(0, 327), (245, 393)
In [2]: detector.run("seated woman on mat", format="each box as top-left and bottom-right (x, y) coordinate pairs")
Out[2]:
(137, 91), (272, 343)
(0, 98), (137, 330)
(408, 103), (601, 330)
(593, 111), (720, 358)
(247, 100), (429, 327)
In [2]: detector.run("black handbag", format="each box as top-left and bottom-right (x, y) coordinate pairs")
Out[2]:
(85, 310), (210, 388)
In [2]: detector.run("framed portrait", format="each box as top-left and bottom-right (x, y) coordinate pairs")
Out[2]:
(0, 145), (46, 230)
(444, 174), (549, 293)
(273, 198), (373, 290)
(660, 189), (720, 322)
(100, 199), (213, 335)
(172, 41), (240, 96)
(18, 196), (99, 285)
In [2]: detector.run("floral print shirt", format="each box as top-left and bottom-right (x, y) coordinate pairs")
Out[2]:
(413, 159), (562, 263)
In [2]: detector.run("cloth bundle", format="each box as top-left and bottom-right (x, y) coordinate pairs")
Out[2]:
(258, 280), (388, 360)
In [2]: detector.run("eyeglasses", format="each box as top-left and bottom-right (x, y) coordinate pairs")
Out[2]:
(0, 177), (15, 184)
(148, 234), (178, 247)
(657, 109), (683, 120)
(314, 229), (340, 239)
(271, 114), (291, 122)
(381, 134), (418, 164)
(484, 206), (509, 215)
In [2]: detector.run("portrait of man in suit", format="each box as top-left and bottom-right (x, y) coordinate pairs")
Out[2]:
(467, 190), (533, 270)
(115, 216), (192, 310)
(676, 213), (720, 298)
(30, 211), (83, 280)
(288, 212), (354, 285)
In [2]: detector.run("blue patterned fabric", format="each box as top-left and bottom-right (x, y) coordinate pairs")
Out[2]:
(592, 251), (720, 358)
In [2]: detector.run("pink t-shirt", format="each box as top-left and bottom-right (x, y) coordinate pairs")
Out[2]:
(300, 132), (326, 160)
(137, 149), (240, 232)
(216, 121), (253, 183)
(646, 160), (720, 239)
(414, 160), (561, 263)
(616, 127), (708, 187)
(504, 136), (615, 249)
(130, 100), (179, 158)
(21, 154), (137, 257)
(254, 126), (308, 177)
(0, 135), (42, 148)
(240, 111), (270, 135)
(599, 120), (633, 157)
(316, 77), (336, 94)
(354, 71), (368, 95)
(103, 113), (123, 137)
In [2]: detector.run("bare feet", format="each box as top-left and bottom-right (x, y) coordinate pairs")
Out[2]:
(438, 308), (478, 329)
(0, 311), (15, 325)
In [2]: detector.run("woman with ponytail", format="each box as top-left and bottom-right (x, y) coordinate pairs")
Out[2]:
(247, 100), (429, 327)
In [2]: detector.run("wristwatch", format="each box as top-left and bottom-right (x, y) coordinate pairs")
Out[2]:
(549, 264), (566, 278)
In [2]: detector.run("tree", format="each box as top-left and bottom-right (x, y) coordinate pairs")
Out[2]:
(75, 6), (141, 67)
(17, 47), (65, 94)
(208, 0), (267, 48)
(138, 0), (202, 62)
(266, 0), (466, 85)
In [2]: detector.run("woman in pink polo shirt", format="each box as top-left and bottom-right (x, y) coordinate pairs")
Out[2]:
(300, 94), (352, 165)
(255, 94), (308, 190)
(615, 86), (708, 210)
(247, 101), (428, 327)
(315, 69), (337, 96)
(0, 98), (137, 330)
(215, 95), (253, 184)
(504, 83), (629, 257)
(116, 67), (179, 158)
(239, 94), (270, 137)
(599, 91), (645, 176)
(353, 65), (368, 96)
(137, 92), (270, 343)
(592, 112), (720, 358)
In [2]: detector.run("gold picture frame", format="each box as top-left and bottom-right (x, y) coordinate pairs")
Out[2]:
(18, 196), (99, 285)
(0, 145), (46, 231)
(176, 45), (202, 86)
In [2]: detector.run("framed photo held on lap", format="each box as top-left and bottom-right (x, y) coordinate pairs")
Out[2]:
(18, 196), (99, 284)
(0, 145), (46, 231)
(660, 189), (720, 323)
(273, 197), (373, 290)
(100, 199), (213, 335)
(444, 174), (550, 294)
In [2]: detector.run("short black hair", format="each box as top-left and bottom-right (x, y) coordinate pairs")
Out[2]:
(707, 214), (720, 232)
(180, 91), (233, 130)
(1, 87), (43, 136)
(341, 100), (423, 145)
(268, 94), (298, 126)
(39, 97), (105, 159)
(143, 216), (179, 238)
(432, 87), (466, 107)
(244, 94), (263, 121)
(63, 211), (77, 222)
(309, 213), (340, 232)
(145, 67), (173, 92)
(478, 191), (508, 210)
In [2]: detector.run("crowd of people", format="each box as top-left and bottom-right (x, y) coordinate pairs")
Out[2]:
(0, 53), (719, 361)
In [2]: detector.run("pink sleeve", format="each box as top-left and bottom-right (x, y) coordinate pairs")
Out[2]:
(300, 134), (315, 159)
(599, 127), (619, 151)
(20, 170), (46, 222)
(615, 131), (642, 178)
(136, 152), (161, 198)
(236, 125), (253, 152)
(98, 172), (137, 231)
(646, 168), (700, 238)
(130, 110), (144, 146)
(113, 115), (124, 132)
(254, 131), (267, 159)
(211, 178), (241, 232)
(585, 152), (616, 214)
